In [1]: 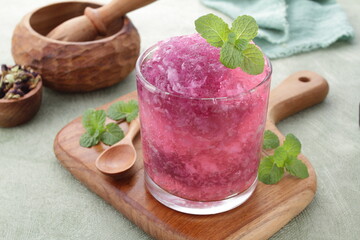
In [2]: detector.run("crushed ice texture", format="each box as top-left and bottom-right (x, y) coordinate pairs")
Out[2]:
(141, 34), (269, 98)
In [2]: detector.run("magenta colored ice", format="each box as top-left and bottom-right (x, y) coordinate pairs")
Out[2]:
(136, 34), (271, 205)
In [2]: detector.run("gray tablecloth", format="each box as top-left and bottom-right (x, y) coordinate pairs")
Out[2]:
(1, 0), (359, 239)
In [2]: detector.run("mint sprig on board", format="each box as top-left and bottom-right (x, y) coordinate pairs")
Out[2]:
(79, 100), (138, 148)
(195, 13), (264, 75)
(259, 130), (309, 184)
(107, 100), (139, 122)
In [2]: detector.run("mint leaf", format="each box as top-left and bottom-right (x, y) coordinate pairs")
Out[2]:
(195, 13), (265, 75)
(195, 13), (230, 47)
(82, 109), (95, 131)
(80, 132), (100, 148)
(273, 147), (287, 168)
(259, 131), (309, 184)
(125, 101), (139, 122)
(220, 32), (253, 69)
(239, 44), (265, 75)
(285, 156), (309, 179)
(235, 39), (249, 50)
(107, 100), (139, 122)
(220, 39), (242, 69)
(263, 130), (280, 149)
(80, 100), (139, 148)
(258, 156), (284, 185)
(231, 15), (258, 40)
(219, 36), (264, 74)
(283, 134), (301, 157)
(80, 109), (106, 147)
(100, 123), (124, 146)
(82, 109), (106, 135)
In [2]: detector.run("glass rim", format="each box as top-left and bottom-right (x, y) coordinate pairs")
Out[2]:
(136, 42), (272, 101)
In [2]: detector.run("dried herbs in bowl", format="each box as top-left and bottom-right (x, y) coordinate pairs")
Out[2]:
(0, 64), (41, 100)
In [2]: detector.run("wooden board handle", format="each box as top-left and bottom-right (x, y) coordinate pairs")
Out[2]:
(268, 71), (329, 125)
(85, 0), (156, 34)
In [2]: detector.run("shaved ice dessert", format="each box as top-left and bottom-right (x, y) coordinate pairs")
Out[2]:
(136, 34), (271, 214)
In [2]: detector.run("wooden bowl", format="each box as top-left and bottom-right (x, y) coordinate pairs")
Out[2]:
(11, 1), (140, 92)
(0, 80), (42, 127)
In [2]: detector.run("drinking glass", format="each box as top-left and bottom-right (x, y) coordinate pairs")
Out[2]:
(136, 43), (272, 215)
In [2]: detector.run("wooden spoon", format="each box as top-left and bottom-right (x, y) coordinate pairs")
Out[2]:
(95, 117), (140, 177)
(47, 0), (156, 42)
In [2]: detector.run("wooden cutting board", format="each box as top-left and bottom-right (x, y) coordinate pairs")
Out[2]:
(54, 71), (329, 240)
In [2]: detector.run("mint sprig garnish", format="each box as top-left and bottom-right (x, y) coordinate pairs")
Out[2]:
(194, 13), (230, 47)
(79, 100), (139, 148)
(195, 13), (264, 75)
(259, 130), (309, 184)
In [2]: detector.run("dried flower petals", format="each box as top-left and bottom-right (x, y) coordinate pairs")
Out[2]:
(0, 64), (41, 100)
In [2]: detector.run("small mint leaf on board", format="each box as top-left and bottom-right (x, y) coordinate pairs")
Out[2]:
(80, 100), (139, 148)
(82, 109), (106, 135)
(285, 156), (309, 179)
(258, 156), (284, 185)
(259, 130), (309, 184)
(273, 147), (287, 168)
(283, 134), (301, 157)
(100, 123), (125, 146)
(107, 100), (139, 122)
(231, 15), (258, 40)
(195, 13), (231, 47)
(80, 132), (100, 148)
(263, 130), (280, 150)
(126, 103), (139, 122)
(239, 44), (265, 75)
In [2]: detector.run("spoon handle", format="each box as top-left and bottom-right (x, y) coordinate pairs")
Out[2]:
(85, 0), (156, 34)
(124, 117), (141, 141)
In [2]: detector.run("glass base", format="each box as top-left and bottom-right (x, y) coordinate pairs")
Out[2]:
(145, 173), (258, 215)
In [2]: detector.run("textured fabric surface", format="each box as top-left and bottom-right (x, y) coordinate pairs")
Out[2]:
(201, 0), (355, 58)
(0, 0), (359, 239)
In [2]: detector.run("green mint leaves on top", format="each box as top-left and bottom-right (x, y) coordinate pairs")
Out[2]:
(258, 130), (309, 185)
(195, 13), (264, 75)
(194, 13), (230, 47)
(79, 100), (139, 148)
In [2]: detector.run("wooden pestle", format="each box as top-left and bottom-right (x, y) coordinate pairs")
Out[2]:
(47, 0), (155, 42)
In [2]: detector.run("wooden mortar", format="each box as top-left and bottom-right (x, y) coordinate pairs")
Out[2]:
(11, 1), (140, 92)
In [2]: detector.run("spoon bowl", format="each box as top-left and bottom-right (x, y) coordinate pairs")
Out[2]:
(95, 118), (140, 177)
(96, 144), (136, 175)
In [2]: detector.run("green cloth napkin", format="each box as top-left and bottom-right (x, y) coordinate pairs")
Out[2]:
(201, 0), (354, 58)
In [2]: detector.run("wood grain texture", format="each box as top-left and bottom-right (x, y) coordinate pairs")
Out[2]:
(54, 71), (328, 240)
(0, 80), (42, 127)
(11, 1), (140, 92)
